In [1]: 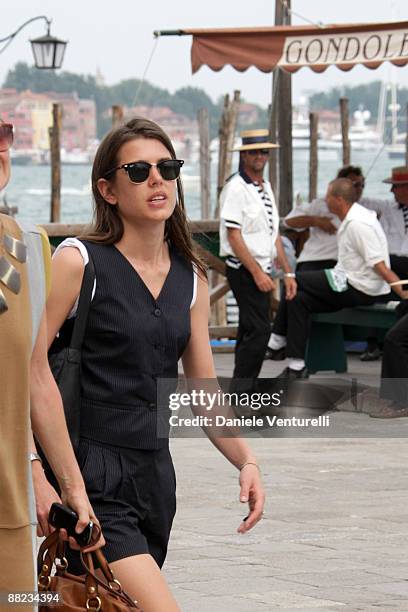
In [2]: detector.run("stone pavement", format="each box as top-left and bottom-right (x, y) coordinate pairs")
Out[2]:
(163, 353), (408, 611)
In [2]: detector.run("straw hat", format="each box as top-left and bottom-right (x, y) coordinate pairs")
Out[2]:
(383, 166), (408, 185)
(232, 129), (279, 151)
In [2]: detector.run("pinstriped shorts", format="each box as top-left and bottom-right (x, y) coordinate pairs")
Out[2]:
(65, 438), (176, 574)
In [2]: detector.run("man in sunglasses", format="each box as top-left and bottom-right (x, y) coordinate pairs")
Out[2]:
(219, 129), (297, 395)
(269, 178), (408, 380)
(0, 120), (102, 603)
(283, 165), (386, 273)
(278, 164), (390, 362)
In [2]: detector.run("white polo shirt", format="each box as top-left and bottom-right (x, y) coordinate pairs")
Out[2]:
(284, 196), (390, 263)
(219, 172), (280, 272)
(334, 203), (390, 296)
(379, 200), (408, 256)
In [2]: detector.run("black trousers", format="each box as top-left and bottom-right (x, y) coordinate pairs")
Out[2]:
(226, 265), (271, 389)
(272, 270), (382, 359)
(380, 312), (408, 404)
(296, 259), (337, 272)
(363, 255), (407, 345)
(390, 254), (408, 279)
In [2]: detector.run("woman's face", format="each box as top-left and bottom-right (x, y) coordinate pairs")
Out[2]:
(99, 137), (178, 226)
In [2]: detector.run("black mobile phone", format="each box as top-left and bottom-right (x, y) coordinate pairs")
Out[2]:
(49, 502), (93, 547)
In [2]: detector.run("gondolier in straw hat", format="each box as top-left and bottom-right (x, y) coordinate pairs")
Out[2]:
(219, 128), (297, 395)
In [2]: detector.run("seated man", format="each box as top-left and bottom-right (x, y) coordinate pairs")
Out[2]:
(284, 165), (388, 272)
(269, 178), (408, 380)
(276, 165), (390, 362)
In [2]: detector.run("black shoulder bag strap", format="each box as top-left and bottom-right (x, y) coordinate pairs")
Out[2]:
(41, 246), (96, 487)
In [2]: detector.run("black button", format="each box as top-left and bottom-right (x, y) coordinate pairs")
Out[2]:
(153, 308), (161, 317)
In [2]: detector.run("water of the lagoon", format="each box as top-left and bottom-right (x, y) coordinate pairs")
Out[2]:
(3, 149), (400, 226)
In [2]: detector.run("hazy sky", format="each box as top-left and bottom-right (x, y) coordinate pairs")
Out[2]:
(1, 1), (407, 107)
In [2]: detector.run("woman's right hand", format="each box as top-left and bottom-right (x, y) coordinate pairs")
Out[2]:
(60, 486), (105, 552)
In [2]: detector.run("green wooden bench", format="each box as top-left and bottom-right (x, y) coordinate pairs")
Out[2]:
(305, 303), (398, 373)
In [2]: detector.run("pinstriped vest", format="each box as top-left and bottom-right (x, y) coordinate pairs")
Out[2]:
(79, 241), (193, 450)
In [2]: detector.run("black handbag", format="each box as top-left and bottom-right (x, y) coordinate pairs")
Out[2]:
(47, 250), (95, 452)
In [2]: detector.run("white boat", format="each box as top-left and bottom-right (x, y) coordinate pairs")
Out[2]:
(60, 148), (93, 165)
(386, 141), (406, 159)
(330, 108), (383, 151)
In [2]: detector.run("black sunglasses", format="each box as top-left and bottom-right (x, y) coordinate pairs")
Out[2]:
(105, 159), (184, 183)
(247, 149), (270, 156)
(0, 123), (14, 152)
(352, 179), (365, 188)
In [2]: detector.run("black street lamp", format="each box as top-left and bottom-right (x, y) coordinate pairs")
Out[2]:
(0, 16), (67, 69)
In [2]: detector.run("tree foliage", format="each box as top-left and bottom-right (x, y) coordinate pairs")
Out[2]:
(3, 63), (223, 138)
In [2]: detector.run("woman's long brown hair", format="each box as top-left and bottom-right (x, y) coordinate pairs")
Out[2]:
(81, 117), (206, 277)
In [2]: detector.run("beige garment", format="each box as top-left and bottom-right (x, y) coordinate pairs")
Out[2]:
(0, 215), (50, 604)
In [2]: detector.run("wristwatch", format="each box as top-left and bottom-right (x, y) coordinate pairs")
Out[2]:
(29, 452), (43, 466)
(284, 272), (296, 278)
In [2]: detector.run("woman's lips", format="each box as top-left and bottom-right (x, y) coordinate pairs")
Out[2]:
(147, 192), (167, 207)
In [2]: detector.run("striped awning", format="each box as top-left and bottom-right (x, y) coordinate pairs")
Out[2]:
(176, 22), (408, 74)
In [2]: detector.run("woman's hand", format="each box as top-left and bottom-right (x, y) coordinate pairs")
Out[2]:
(237, 463), (265, 534)
(60, 487), (105, 552)
(32, 460), (61, 537)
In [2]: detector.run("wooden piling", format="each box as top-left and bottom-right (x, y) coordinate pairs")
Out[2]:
(405, 102), (408, 167)
(340, 97), (350, 166)
(224, 90), (240, 180)
(212, 90), (240, 327)
(49, 103), (62, 223)
(309, 112), (318, 202)
(215, 90), (240, 211)
(112, 105), (124, 128)
(197, 107), (211, 219)
(271, 0), (293, 216)
(268, 72), (279, 195)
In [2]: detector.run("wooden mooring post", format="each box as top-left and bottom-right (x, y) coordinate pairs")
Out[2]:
(215, 90), (240, 211)
(405, 102), (408, 167)
(197, 107), (211, 219)
(309, 112), (318, 202)
(49, 103), (62, 223)
(340, 97), (350, 166)
(112, 105), (124, 128)
(212, 90), (240, 327)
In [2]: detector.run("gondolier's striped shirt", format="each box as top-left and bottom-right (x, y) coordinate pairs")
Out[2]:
(224, 171), (275, 272)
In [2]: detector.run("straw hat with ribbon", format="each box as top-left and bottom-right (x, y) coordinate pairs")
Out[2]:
(232, 129), (279, 152)
(383, 166), (408, 185)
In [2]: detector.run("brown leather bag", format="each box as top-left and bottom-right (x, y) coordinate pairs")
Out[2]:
(37, 530), (142, 611)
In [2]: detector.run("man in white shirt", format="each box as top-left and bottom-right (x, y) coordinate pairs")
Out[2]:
(284, 165), (388, 271)
(269, 178), (407, 380)
(279, 165), (390, 362)
(219, 129), (296, 393)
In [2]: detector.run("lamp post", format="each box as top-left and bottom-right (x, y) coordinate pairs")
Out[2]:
(0, 16), (67, 69)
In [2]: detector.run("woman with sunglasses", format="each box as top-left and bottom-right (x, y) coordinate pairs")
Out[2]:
(0, 120), (102, 605)
(43, 117), (265, 611)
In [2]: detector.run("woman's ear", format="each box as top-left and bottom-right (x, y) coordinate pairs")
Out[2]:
(97, 178), (118, 206)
